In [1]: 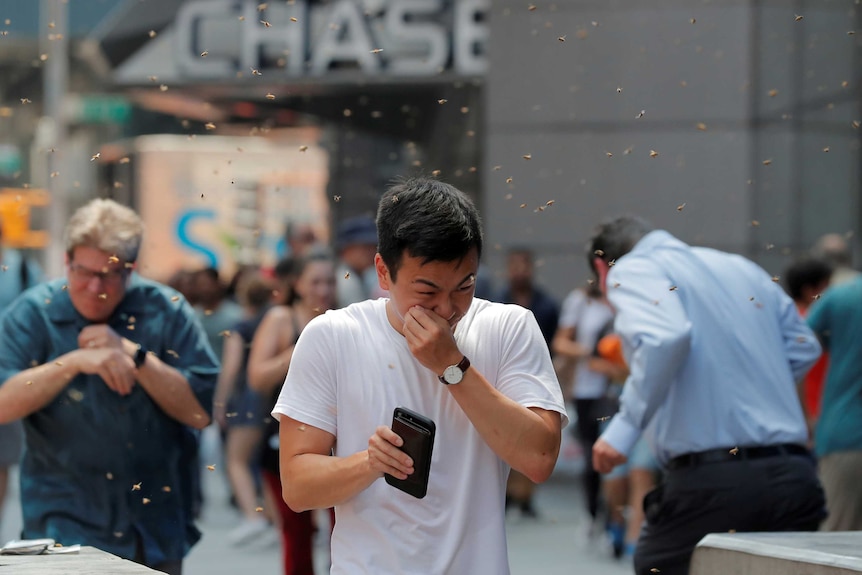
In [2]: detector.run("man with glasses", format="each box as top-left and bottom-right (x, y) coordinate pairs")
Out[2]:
(0, 198), (219, 575)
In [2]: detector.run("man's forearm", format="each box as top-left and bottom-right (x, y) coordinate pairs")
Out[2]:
(281, 450), (378, 512)
(448, 371), (561, 483)
(0, 352), (81, 423)
(135, 355), (211, 429)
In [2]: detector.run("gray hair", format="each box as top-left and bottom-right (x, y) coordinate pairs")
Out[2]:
(811, 233), (853, 268)
(64, 198), (144, 263)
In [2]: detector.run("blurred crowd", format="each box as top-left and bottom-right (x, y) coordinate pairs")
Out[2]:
(1, 199), (860, 574)
(156, 222), (861, 569)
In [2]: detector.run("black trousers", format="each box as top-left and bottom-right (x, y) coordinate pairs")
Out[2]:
(573, 399), (603, 519)
(634, 451), (826, 575)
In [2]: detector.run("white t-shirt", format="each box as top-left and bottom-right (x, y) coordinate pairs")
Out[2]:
(273, 297), (567, 575)
(558, 289), (615, 399)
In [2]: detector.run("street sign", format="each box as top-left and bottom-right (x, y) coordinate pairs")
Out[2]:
(65, 94), (132, 124)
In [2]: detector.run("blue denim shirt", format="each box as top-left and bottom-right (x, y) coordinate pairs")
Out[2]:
(0, 275), (219, 564)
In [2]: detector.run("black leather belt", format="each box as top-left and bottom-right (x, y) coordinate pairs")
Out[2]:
(667, 443), (810, 471)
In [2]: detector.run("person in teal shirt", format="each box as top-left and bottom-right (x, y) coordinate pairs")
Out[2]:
(807, 276), (862, 531)
(0, 199), (218, 574)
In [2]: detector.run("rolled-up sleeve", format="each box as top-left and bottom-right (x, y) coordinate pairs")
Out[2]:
(162, 299), (220, 416)
(601, 257), (692, 456)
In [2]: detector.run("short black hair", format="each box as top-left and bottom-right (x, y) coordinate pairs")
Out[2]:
(784, 257), (833, 301)
(587, 215), (654, 275)
(376, 177), (483, 281)
(273, 257), (296, 280)
(196, 267), (220, 283)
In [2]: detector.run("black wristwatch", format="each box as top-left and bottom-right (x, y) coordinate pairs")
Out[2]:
(439, 356), (471, 385)
(134, 345), (148, 368)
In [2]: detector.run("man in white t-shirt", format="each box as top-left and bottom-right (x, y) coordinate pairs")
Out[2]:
(272, 177), (567, 574)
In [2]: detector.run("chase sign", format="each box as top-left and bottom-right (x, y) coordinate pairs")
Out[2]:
(159, 0), (489, 80)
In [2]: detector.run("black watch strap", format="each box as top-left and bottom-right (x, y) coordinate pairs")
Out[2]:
(134, 345), (148, 368)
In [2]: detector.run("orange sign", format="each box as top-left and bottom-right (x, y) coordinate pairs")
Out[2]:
(0, 189), (49, 248)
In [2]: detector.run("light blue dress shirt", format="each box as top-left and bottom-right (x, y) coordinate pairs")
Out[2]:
(601, 231), (821, 465)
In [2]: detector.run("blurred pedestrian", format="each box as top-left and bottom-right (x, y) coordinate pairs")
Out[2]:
(552, 282), (614, 532)
(494, 247), (559, 518)
(192, 267), (244, 362)
(284, 221), (321, 259)
(213, 271), (275, 546)
(248, 251), (337, 575)
(783, 257), (833, 435)
(591, 322), (659, 560)
(272, 177), (566, 574)
(811, 233), (859, 286)
(589, 216), (826, 575)
(0, 198), (219, 575)
(806, 268), (862, 530)
(167, 268), (198, 306)
(0, 219), (42, 532)
(334, 215), (383, 308)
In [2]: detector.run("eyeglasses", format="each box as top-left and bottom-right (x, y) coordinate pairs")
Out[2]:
(68, 263), (128, 283)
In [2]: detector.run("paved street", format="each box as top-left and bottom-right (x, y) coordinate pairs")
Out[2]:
(1, 423), (633, 575)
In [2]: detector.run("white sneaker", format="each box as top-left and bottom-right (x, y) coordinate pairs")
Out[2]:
(227, 517), (271, 547)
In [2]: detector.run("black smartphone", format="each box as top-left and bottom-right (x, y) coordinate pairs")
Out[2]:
(384, 406), (436, 499)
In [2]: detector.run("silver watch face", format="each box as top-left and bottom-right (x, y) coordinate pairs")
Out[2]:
(443, 365), (464, 385)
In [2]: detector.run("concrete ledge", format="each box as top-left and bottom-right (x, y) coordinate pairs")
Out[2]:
(0, 546), (158, 573)
(691, 532), (862, 575)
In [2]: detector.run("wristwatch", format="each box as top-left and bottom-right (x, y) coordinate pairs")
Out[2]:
(134, 345), (148, 368)
(439, 356), (471, 385)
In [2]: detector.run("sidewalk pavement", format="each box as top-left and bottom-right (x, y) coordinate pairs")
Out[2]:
(182, 426), (633, 575)
(1, 423), (634, 575)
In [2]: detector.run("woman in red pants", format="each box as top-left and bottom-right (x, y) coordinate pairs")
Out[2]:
(248, 252), (337, 575)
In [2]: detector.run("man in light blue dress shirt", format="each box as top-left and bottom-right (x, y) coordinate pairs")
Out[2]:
(588, 216), (826, 575)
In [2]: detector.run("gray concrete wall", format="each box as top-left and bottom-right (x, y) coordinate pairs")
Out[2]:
(482, 0), (862, 300)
